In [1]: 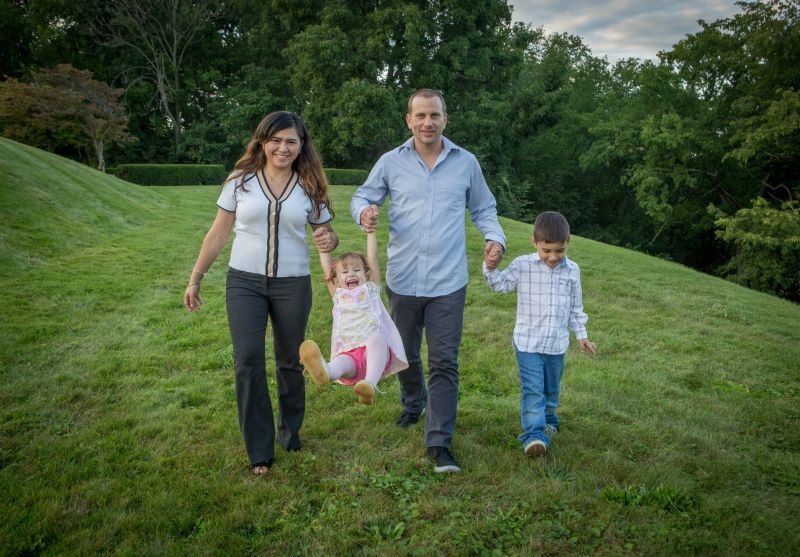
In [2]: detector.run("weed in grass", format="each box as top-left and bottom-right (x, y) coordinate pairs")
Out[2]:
(713, 380), (751, 395)
(601, 483), (697, 514)
(451, 503), (531, 556)
(536, 458), (576, 483)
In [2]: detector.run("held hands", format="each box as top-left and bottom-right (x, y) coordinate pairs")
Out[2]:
(579, 339), (597, 355)
(360, 204), (379, 233)
(183, 283), (203, 312)
(313, 227), (335, 253)
(484, 240), (504, 270)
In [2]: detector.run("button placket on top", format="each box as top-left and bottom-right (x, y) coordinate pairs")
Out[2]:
(413, 155), (434, 297)
(257, 170), (296, 278)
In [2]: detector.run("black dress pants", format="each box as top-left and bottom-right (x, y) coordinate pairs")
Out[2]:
(226, 268), (312, 464)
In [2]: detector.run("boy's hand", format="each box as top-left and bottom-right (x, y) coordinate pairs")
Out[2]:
(360, 204), (379, 233)
(313, 227), (335, 253)
(484, 241), (504, 270)
(579, 339), (597, 355)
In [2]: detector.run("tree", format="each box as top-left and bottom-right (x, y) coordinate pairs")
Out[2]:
(96, 0), (216, 158)
(712, 198), (800, 300)
(0, 64), (133, 171)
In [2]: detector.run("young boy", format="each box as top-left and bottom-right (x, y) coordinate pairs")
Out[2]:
(483, 211), (596, 457)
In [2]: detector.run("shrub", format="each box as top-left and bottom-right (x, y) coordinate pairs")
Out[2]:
(112, 164), (227, 185)
(325, 168), (368, 185)
(712, 198), (800, 301)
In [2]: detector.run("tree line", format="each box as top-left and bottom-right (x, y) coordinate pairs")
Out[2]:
(1, 0), (798, 300)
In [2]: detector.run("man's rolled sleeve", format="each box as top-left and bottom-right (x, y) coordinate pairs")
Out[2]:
(350, 157), (389, 225)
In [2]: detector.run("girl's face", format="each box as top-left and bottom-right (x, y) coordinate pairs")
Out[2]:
(334, 259), (368, 290)
(262, 126), (302, 172)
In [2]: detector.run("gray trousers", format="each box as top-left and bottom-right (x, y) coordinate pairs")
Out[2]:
(226, 268), (311, 465)
(387, 285), (466, 448)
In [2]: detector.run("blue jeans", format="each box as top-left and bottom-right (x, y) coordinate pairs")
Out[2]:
(515, 349), (565, 448)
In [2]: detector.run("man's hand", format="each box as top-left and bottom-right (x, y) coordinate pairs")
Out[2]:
(484, 240), (504, 270)
(313, 227), (335, 253)
(360, 204), (379, 233)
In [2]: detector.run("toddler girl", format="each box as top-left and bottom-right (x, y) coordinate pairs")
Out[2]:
(300, 218), (407, 404)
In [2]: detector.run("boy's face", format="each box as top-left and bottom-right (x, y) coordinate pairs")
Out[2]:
(532, 238), (568, 269)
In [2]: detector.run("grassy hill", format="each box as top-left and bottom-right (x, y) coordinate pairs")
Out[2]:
(1, 137), (798, 556)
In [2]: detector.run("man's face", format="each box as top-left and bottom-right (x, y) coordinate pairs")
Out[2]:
(406, 95), (447, 148)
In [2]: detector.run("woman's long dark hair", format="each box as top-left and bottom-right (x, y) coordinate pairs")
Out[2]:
(227, 111), (333, 218)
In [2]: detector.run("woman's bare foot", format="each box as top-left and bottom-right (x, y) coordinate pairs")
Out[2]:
(252, 460), (272, 475)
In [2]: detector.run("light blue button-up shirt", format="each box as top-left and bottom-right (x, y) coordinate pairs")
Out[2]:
(351, 136), (506, 297)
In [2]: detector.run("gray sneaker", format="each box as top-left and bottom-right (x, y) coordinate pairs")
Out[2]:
(427, 446), (461, 473)
(395, 407), (425, 428)
(545, 424), (558, 436)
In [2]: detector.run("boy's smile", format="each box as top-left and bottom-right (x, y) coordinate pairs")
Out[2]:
(533, 239), (568, 269)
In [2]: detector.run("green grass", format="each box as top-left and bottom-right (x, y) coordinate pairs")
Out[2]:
(1, 136), (799, 556)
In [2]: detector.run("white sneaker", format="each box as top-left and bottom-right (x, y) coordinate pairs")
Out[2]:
(299, 340), (329, 386)
(524, 440), (547, 457)
(545, 424), (558, 436)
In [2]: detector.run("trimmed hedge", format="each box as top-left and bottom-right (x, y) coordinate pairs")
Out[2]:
(111, 164), (368, 186)
(113, 164), (227, 185)
(326, 168), (368, 185)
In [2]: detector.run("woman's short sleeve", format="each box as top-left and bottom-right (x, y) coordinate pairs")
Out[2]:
(308, 202), (332, 225)
(216, 179), (237, 213)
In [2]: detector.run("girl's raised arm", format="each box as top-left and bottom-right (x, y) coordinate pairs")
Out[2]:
(366, 230), (380, 286)
(313, 228), (337, 297)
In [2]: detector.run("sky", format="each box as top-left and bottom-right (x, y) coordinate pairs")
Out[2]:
(509, 0), (743, 62)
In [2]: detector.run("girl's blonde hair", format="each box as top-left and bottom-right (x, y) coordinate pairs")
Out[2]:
(327, 252), (370, 285)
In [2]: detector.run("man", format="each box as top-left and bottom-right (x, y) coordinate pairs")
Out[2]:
(350, 88), (506, 473)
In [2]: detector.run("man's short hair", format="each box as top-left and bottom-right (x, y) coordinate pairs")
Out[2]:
(533, 211), (570, 243)
(407, 88), (447, 114)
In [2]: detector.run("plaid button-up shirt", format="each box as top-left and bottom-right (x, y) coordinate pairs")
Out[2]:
(484, 253), (588, 355)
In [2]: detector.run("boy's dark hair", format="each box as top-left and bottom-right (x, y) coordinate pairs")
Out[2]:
(533, 211), (570, 243)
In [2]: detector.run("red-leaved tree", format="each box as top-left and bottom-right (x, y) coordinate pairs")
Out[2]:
(0, 64), (133, 171)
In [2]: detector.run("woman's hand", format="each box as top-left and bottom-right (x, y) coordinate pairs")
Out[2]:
(184, 283), (203, 312)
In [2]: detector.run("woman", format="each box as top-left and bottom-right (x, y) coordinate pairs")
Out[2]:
(183, 111), (338, 475)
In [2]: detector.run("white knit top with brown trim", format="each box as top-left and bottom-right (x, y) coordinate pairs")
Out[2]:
(216, 172), (331, 277)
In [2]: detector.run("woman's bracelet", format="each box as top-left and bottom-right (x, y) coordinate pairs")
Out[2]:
(193, 267), (207, 277)
(188, 282), (201, 287)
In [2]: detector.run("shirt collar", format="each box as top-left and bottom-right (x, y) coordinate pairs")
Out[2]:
(532, 252), (571, 269)
(400, 135), (460, 156)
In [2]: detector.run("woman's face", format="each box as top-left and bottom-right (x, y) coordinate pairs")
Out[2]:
(262, 126), (302, 172)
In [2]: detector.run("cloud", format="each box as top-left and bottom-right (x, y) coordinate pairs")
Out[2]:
(509, 0), (742, 60)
